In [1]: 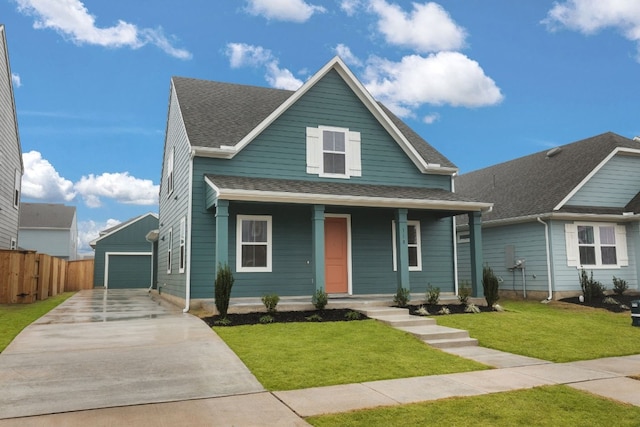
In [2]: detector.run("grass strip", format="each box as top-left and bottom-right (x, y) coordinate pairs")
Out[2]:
(0, 292), (75, 352)
(307, 385), (640, 426)
(214, 319), (487, 390)
(436, 300), (640, 362)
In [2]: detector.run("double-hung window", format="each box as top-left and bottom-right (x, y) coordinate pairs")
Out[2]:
(306, 126), (361, 178)
(14, 169), (20, 209)
(166, 147), (174, 196)
(391, 220), (422, 271)
(323, 130), (346, 175)
(167, 228), (173, 274)
(565, 222), (628, 268)
(236, 215), (272, 272)
(179, 217), (186, 273)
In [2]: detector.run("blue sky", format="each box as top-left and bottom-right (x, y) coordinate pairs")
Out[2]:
(3, 0), (640, 255)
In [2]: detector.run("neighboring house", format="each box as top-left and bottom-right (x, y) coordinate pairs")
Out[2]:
(90, 213), (159, 289)
(157, 56), (492, 310)
(18, 203), (78, 260)
(456, 132), (640, 300)
(0, 25), (22, 250)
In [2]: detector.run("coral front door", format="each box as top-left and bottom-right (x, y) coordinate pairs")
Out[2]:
(325, 216), (349, 294)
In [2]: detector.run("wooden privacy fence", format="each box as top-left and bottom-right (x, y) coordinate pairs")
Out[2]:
(0, 250), (94, 304)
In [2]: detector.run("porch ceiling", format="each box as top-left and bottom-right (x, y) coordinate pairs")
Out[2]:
(204, 174), (492, 213)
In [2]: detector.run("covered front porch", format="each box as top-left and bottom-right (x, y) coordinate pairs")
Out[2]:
(203, 174), (491, 300)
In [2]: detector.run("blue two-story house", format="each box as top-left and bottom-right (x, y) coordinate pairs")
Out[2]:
(156, 57), (491, 311)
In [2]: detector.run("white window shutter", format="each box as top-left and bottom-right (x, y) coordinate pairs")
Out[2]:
(348, 131), (361, 177)
(565, 223), (579, 267)
(306, 127), (321, 175)
(615, 225), (629, 266)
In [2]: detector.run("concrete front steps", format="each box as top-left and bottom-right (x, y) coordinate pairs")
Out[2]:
(359, 307), (478, 349)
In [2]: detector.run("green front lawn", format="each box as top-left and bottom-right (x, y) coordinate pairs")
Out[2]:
(307, 385), (640, 426)
(214, 320), (487, 390)
(0, 292), (75, 352)
(436, 300), (640, 362)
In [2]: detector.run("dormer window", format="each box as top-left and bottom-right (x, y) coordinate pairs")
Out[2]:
(306, 126), (361, 178)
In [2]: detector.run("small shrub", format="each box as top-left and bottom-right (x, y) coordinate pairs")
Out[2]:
(415, 305), (430, 316)
(344, 310), (362, 321)
(214, 263), (234, 319)
(458, 282), (471, 306)
(393, 287), (411, 307)
(613, 276), (628, 296)
(259, 314), (275, 324)
(214, 317), (232, 326)
(579, 270), (605, 303)
(464, 303), (481, 313)
(306, 313), (323, 322)
(426, 284), (440, 305)
(261, 293), (280, 313)
(312, 289), (328, 310)
(482, 264), (500, 308)
(493, 304), (504, 312)
(602, 296), (620, 305)
(438, 307), (451, 315)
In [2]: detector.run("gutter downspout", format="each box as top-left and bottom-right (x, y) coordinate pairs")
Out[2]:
(183, 151), (195, 313)
(537, 217), (553, 300)
(451, 172), (459, 296)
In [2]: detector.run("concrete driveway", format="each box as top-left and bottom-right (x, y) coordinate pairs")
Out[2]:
(0, 289), (307, 425)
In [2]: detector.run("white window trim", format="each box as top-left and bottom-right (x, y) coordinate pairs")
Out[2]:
(179, 217), (186, 273)
(236, 215), (273, 273)
(306, 126), (361, 179)
(167, 146), (174, 197)
(167, 228), (173, 274)
(14, 169), (20, 209)
(392, 220), (422, 271)
(565, 222), (628, 269)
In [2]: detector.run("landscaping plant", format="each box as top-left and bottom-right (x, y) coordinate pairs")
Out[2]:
(426, 284), (440, 305)
(457, 282), (471, 306)
(578, 269), (605, 303)
(393, 287), (411, 307)
(214, 263), (234, 319)
(482, 264), (500, 308)
(262, 293), (280, 313)
(312, 289), (328, 310)
(612, 276), (628, 296)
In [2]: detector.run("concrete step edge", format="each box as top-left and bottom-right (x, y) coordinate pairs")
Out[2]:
(425, 338), (479, 349)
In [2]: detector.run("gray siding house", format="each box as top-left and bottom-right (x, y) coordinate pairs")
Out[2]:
(18, 203), (78, 260)
(0, 25), (22, 250)
(91, 213), (158, 289)
(157, 57), (491, 310)
(456, 132), (640, 300)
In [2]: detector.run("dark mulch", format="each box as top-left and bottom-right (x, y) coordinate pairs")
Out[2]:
(559, 294), (640, 313)
(406, 303), (495, 316)
(203, 308), (368, 327)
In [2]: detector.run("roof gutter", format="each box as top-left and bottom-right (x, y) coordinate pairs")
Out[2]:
(536, 217), (553, 301)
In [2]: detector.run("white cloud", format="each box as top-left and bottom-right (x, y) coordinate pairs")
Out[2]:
(11, 73), (21, 88)
(543, 0), (640, 60)
(334, 43), (363, 67)
(77, 218), (121, 255)
(22, 150), (76, 201)
(363, 53), (504, 115)
(245, 0), (326, 23)
(225, 43), (303, 90)
(369, 0), (467, 52)
(74, 172), (159, 208)
(340, 0), (362, 16)
(423, 113), (440, 124)
(15, 0), (191, 59)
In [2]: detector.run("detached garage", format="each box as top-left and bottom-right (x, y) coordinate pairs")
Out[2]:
(91, 213), (159, 289)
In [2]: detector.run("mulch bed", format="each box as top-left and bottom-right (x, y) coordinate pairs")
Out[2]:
(559, 294), (640, 313)
(407, 303), (494, 316)
(202, 308), (368, 327)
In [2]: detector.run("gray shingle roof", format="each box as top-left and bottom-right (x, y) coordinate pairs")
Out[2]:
(172, 75), (455, 168)
(19, 203), (76, 228)
(206, 174), (487, 212)
(455, 132), (640, 222)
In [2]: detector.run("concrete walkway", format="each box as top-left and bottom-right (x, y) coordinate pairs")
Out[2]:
(1, 290), (639, 426)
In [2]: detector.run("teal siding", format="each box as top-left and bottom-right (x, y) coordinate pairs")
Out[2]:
(198, 70), (451, 190)
(106, 255), (152, 289)
(93, 214), (158, 287)
(566, 155), (640, 207)
(458, 222), (550, 295)
(549, 220), (638, 292)
(156, 85), (191, 300)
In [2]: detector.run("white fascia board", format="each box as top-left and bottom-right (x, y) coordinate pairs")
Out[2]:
(469, 211), (640, 230)
(215, 188), (492, 212)
(553, 147), (640, 211)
